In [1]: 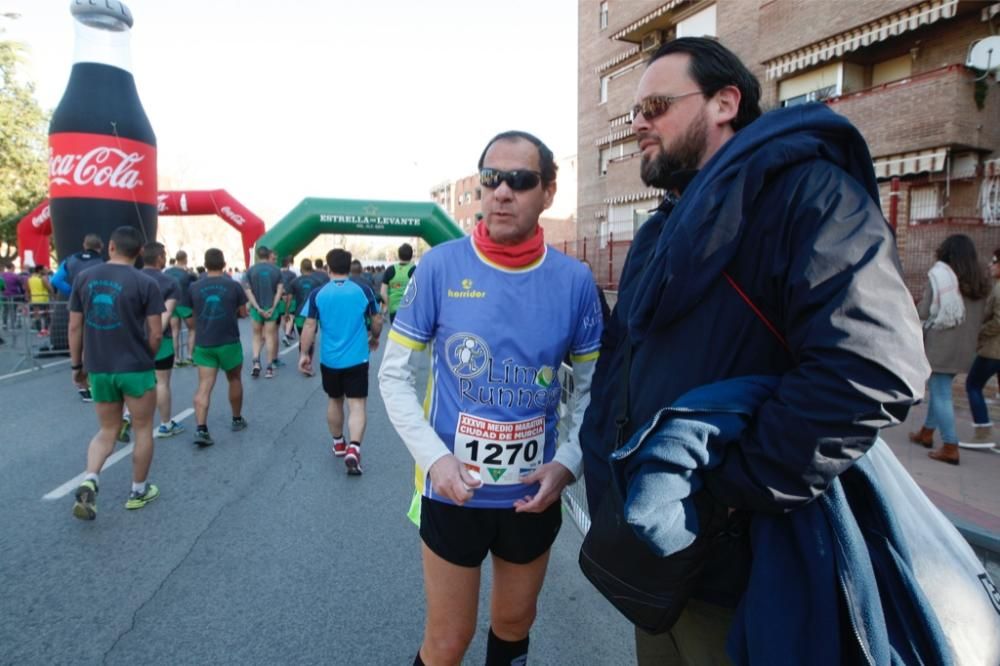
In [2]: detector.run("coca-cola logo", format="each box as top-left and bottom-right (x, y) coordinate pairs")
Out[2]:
(50, 147), (145, 191)
(32, 205), (51, 228)
(221, 206), (245, 227)
(49, 132), (157, 205)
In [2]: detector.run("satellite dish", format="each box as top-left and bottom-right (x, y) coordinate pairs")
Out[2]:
(966, 36), (1000, 73)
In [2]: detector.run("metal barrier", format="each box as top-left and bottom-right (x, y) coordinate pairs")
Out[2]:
(0, 297), (71, 375)
(558, 362), (592, 534)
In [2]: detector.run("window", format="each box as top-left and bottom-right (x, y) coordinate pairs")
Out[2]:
(604, 199), (657, 243)
(599, 147), (611, 177)
(600, 1), (608, 29)
(618, 139), (639, 160)
(781, 86), (837, 107)
(982, 172), (1000, 226)
(778, 61), (862, 107)
(598, 140), (639, 176)
(676, 4), (716, 38)
(910, 185), (940, 222)
(475, 187), (482, 201)
(872, 55), (912, 87)
(600, 76), (609, 104)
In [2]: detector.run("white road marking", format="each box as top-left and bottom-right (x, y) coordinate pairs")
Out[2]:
(0, 358), (71, 382)
(42, 408), (195, 500)
(43, 444), (134, 500)
(172, 407), (195, 423)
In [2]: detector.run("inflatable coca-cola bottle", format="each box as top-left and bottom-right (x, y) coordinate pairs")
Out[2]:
(48, 0), (157, 262)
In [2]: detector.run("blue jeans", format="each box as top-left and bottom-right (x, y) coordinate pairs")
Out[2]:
(923, 373), (957, 444)
(965, 356), (1000, 425)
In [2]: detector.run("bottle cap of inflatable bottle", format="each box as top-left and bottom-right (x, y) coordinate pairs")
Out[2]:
(70, 0), (133, 30)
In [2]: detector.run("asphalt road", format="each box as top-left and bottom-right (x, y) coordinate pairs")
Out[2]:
(0, 322), (635, 665)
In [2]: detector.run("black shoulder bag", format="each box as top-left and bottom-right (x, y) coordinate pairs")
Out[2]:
(578, 271), (789, 635)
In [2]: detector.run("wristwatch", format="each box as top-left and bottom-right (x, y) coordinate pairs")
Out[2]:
(71, 363), (83, 371)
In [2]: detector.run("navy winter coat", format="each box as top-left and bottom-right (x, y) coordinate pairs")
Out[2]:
(579, 103), (930, 596)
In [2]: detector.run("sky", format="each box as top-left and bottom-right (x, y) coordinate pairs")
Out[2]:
(1, 0), (579, 226)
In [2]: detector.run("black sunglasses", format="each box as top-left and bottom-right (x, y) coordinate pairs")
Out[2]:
(479, 167), (542, 191)
(629, 91), (704, 123)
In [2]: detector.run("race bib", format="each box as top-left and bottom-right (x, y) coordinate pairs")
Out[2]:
(454, 413), (545, 485)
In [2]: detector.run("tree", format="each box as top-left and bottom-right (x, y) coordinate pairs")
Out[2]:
(0, 31), (49, 261)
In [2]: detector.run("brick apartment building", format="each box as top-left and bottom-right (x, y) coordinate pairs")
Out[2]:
(431, 155), (580, 247)
(578, 0), (1000, 292)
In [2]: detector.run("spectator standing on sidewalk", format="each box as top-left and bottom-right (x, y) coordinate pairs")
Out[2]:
(910, 234), (990, 465)
(27, 265), (53, 335)
(1, 261), (26, 331)
(0, 270), (5, 345)
(580, 37), (930, 662)
(963, 246), (1000, 450)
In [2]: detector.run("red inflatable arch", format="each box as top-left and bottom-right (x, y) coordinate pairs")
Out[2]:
(16, 189), (265, 269)
(15, 200), (52, 268)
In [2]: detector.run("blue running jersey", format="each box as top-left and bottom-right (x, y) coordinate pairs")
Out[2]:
(389, 237), (603, 508)
(305, 278), (380, 369)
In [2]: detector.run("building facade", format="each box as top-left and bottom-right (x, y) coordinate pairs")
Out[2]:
(579, 0), (1000, 290)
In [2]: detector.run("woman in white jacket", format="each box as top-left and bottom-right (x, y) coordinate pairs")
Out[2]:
(910, 234), (991, 464)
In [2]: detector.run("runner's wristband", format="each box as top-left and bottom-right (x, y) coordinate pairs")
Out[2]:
(71, 363), (83, 370)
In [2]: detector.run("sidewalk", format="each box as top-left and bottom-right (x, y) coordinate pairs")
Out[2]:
(883, 376), (1000, 553)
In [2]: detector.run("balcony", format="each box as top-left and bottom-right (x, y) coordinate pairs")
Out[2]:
(825, 64), (997, 158)
(610, 0), (691, 43)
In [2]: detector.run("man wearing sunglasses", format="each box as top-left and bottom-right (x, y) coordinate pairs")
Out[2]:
(379, 130), (603, 666)
(579, 38), (928, 663)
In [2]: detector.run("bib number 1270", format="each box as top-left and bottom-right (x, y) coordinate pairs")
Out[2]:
(464, 439), (539, 466)
(454, 413), (546, 484)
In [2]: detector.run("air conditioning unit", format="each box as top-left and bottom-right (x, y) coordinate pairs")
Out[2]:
(641, 30), (662, 53)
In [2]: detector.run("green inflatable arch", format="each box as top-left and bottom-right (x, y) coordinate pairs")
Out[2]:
(255, 198), (465, 260)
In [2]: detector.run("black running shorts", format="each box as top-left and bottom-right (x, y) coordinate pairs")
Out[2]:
(320, 362), (369, 399)
(419, 496), (562, 568)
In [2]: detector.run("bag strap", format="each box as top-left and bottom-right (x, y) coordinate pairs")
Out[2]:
(722, 270), (791, 354)
(615, 334), (632, 446)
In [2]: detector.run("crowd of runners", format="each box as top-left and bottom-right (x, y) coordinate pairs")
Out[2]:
(67, 234), (406, 520)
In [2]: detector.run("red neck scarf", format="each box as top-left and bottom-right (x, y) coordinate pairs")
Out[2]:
(472, 221), (545, 268)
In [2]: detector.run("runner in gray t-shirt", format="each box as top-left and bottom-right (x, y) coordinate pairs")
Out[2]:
(241, 245), (284, 378)
(192, 275), (248, 348)
(164, 250), (198, 365)
(190, 248), (250, 447)
(140, 243), (185, 441)
(108, 250), (180, 446)
(279, 256), (297, 348)
(68, 226), (165, 521)
(70, 264), (165, 373)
